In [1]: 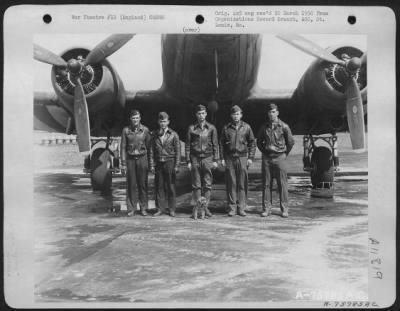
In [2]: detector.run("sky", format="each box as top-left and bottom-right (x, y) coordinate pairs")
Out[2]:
(33, 34), (366, 92)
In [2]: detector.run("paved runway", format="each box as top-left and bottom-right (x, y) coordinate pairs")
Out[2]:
(34, 151), (368, 304)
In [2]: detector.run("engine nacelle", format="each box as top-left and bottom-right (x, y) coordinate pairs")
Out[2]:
(45, 48), (125, 136)
(293, 45), (367, 133)
(298, 46), (367, 110)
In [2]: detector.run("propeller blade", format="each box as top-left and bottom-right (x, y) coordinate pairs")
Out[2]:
(360, 52), (367, 66)
(34, 44), (67, 66)
(345, 77), (366, 151)
(73, 78), (91, 153)
(84, 34), (135, 65)
(277, 34), (346, 65)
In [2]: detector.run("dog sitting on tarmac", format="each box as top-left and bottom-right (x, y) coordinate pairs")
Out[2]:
(192, 197), (208, 220)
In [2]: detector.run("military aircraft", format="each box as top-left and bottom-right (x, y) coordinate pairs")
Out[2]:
(33, 33), (367, 196)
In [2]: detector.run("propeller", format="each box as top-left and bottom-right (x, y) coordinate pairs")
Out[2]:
(345, 77), (365, 151)
(34, 44), (67, 66)
(84, 34), (134, 65)
(360, 52), (367, 66)
(278, 34), (366, 151)
(277, 34), (346, 65)
(73, 77), (91, 154)
(34, 34), (134, 153)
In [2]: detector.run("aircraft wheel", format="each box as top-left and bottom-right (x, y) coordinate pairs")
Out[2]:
(310, 146), (334, 188)
(90, 148), (112, 195)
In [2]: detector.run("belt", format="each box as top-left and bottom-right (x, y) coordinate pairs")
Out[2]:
(157, 156), (175, 162)
(127, 154), (146, 160)
(192, 155), (213, 160)
(226, 152), (247, 158)
(263, 152), (285, 159)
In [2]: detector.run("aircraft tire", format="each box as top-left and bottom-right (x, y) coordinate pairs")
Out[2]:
(310, 146), (334, 188)
(90, 147), (112, 195)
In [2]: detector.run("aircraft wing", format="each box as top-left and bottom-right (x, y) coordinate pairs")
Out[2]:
(34, 91), (72, 133)
(247, 86), (293, 101)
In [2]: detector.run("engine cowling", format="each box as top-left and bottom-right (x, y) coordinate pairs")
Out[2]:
(45, 48), (126, 136)
(298, 46), (366, 109)
(294, 45), (367, 132)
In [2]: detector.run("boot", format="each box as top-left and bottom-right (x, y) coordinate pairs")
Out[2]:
(153, 210), (164, 216)
(227, 208), (236, 217)
(261, 206), (272, 217)
(238, 210), (247, 217)
(192, 206), (198, 220)
(281, 204), (289, 218)
(140, 207), (148, 216)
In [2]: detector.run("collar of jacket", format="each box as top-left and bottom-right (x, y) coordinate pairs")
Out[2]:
(267, 118), (282, 128)
(129, 123), (144, 132)
(156, 127), (171, 136)
(228, 121), (244, 129)
(194, 121), (210, 130)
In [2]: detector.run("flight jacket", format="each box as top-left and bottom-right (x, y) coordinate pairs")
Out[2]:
(150, 127), (180, 170)
(220, 121), (256, 160)
(185, 121), (219, 162)
(120, 124), (152, 165)
(256, 119), (294, 156)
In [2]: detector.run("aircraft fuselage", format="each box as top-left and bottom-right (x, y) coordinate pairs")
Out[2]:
(161, 34), (262, 107)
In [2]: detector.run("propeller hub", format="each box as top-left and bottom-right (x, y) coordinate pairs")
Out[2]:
(67, 59), (83, 75)
(346, 57), (362, 74)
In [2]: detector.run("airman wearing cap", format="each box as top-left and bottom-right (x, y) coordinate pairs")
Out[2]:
(256, 103), (294, 218)
(220, 105), (256, 216)
(150, 112), (181, 217)
(185, 104), (219, 217)
(120, 109), (152, 217)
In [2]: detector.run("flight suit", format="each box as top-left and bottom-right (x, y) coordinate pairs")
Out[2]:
(150, 127), (180, 214)
(256, 118), (294, 215)
(220, 121), (256, 215)
(185, 121), (219, 208)
(121, 124), (152, 215)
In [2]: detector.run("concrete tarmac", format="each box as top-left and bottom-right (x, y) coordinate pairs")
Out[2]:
(34, 149), (368, 304)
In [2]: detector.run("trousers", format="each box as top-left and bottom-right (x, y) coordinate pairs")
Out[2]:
(225, 156), (248, 213)
(261, 153), (289, 213)
(126, 155), (148, 212)
(191, 156), (213, 204)
(155, 159), (176, 212)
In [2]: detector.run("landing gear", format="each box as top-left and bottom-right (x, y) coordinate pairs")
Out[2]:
(83, 136), (121, 195)
(90, 148), (112, 195)
(303, 134), (339, 198)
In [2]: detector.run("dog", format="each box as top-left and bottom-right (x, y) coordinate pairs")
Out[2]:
(192, 196), (207, 220)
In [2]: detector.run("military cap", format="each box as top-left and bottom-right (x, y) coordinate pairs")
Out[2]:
(267, 103), (278, 111)
(230, 105), (242, 114)
(158, 111), (169, 120)
(130, 109), (140, 117)
(195, 104), (207, 112)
